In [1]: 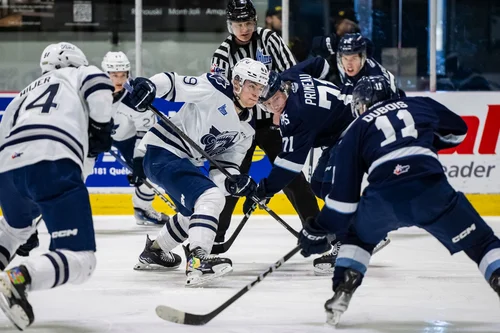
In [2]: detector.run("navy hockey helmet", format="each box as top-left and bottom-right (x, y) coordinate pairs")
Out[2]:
(259, 71), (282, 102)
(338, 33), (367, 56)
(226, 0), (257, 22)
(351, 76), (395, 117)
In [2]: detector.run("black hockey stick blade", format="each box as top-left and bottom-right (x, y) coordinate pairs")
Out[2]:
(156, 245), (301, 325)
(210, 204), (256, 254)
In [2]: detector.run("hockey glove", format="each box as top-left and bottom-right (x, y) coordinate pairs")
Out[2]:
(242, 178), (273, 214)
(88, 118), (114, 158)
(298, 217), (331, 257)
(311, 33), (338, 58)
(127, 157), (146, 187)
(224, 174), (257, 197)
(128, 77), (156, 112)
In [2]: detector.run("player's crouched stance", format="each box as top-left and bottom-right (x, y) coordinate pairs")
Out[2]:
(128, 59), (268, 286)
(0, 42), (114, 330)
(297, 76), (500, 326)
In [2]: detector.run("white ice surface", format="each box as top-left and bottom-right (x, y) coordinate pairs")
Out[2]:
(2, 216), (500, 333)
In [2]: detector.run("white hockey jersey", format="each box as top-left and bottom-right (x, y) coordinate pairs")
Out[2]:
(112, 90), (156, 158)
(0, 66), (114, 173)
(139, 72), (255, 187)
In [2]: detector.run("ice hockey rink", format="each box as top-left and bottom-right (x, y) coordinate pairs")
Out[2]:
(2, 215), (500, 333)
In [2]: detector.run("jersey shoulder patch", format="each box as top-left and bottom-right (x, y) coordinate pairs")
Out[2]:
(206, 73), (233, 100)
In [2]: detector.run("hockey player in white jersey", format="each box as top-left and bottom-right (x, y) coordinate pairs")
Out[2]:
(0, 42), (114, 330)
(128, 58), (268, 286)
(101, 51), (171, 226)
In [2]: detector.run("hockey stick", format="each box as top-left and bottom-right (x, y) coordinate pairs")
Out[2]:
(156, 244), (301, 325)
(124, 82), (299, 238)
(307, 148), (315, 182)
(210, 203), (257, 254)
(108, 149), (177, 212)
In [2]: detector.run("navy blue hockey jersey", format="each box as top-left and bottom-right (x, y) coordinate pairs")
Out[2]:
(323, 96), (467, 226)
(339, 57), (398, 95)
(264, 57), (355, 195)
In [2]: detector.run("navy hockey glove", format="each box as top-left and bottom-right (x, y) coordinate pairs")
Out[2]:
(311, 33), (338, 58)
(225, 174), (257, 197)
(242, 178), (273, 214)
(128, 77), (156, 112)
(127, 157), (146, 187)
(88, 118), (114, 158)
(298, 217), (331, 257)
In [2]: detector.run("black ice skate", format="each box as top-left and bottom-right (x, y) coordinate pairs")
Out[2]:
(134, 207), (170, 226)
(489, 268), (500, 298)
(16, 230), (39, 257)
(313, 241), (341, 276)
(324, 268), (363, 326)
(184, 245), (232, 287)
(0, 266), (34, 331)
(134, 235), (182, 270)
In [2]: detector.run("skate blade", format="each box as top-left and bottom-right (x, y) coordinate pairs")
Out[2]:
(133, 261), (180, 271)
(313, 264), (334, 276)
(186, 265), (233, 287)
(326, 310), (342, 326)
(135, 220), (166, 226)
(0, 294), (30, 331)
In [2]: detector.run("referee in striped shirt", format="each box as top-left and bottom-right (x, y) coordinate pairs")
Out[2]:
(211, 0), (320, 246)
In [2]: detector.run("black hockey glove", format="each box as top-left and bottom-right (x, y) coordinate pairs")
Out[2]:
(128, 77), (156, 112)
(225, 174), (256, 197)
(298, 217), (331, 257)
(242, 178), (273, 214)
(88, 118), (114, 158)
(127, 157), (146, 187)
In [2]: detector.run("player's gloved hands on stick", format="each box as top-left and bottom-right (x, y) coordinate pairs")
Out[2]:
(127, 157), (146, 187)
(298, 217), (331, 257)
(242, 178), (273, 214)
(128, 77), (156, 112)
(225, 174), (256, 197)
(88, 118), (114, 158)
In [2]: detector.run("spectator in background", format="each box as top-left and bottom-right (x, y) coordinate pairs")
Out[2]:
(265, 6), (282, 35)
(438, 53), (492, 91)
(332, 8), (360, 36)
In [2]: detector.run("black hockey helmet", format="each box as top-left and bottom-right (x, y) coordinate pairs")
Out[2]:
(226, 0), (257, 22)
(259, 71), (282, 103)
(351, 76), (395, 117)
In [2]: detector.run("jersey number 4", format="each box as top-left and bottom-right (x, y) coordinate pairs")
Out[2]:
(375, 110), (418, 147)
(26, 84), (60, 114)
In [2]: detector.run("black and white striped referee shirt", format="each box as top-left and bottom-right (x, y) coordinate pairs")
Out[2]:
(211, 27), (296, 125)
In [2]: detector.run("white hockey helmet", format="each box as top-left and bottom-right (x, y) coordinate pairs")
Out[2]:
(232, 58), (269, 88)
(40, 42), (88, 74)
(101, 51), (131, 73)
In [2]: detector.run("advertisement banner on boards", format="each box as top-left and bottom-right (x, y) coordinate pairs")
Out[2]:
(0, 91), (499, 193)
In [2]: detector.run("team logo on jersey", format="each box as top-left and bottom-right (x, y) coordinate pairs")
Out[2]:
(210, 63), (225, 75)
(201, 126), (238, 156)
(11, 152), (23, 159)
(291, 82), (299, 93)
(209, 73), (230, 89)
(280, 113), (290, 126)
(393, 164), (410, 176)
(256, 48), (272, 65)
(218, 104), (228, 115)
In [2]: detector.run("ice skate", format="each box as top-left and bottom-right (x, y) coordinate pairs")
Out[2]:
(325, 268), (362, 326)
(0, 266), (34, 331)
(134, 206), (170, 226)
(313, 241), (341, 276)
(184, 245), (232, 287)
(134, 235), (182, 270)
(489, 268), (500, 298)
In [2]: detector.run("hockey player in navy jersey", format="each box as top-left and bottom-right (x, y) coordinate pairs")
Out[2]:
(101, 51), (170, 226)
(128, 58), (269, 286)
(0, 42), (115, 330)
(296, 76), (500, 326)
(240, 56), (354, 275)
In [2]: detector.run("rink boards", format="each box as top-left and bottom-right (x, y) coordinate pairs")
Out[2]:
(0, 91), (499, 215)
